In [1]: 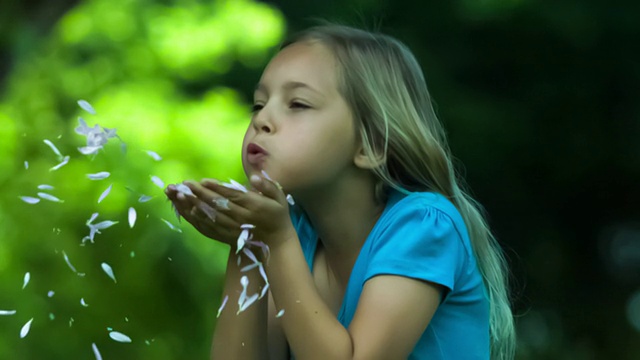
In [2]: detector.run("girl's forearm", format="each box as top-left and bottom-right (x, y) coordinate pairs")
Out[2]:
(266, 236), (353, 360)
(211, 250), (269, 360)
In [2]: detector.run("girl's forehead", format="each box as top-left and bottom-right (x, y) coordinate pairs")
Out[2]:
(258, 42), (338, 94)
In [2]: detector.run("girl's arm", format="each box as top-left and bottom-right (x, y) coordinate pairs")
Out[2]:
(182, 178), (442, 359)
(210, 250), (268, 360)
(267, 232), (443, 360)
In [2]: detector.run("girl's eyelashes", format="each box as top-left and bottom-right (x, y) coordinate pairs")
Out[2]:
(250, 101), (310, 113)
(290, 101), (310, 110)
(251, 103), (263, 113)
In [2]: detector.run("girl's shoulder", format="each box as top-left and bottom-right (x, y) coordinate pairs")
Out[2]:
(383, 190), (465, 230)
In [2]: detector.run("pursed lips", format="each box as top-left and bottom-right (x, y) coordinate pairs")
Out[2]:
(246, 142), (268, 166)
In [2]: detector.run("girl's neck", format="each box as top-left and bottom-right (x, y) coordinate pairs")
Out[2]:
(296, 174), (385, 279)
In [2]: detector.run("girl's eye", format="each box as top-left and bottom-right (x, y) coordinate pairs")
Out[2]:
(251, 104), (263, 113)
(290, 102), (310, 110)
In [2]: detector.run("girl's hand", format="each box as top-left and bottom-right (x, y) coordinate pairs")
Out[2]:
(165, 183), (239, 245)
(165, 174), (295, 251)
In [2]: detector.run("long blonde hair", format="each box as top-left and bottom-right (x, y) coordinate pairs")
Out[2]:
(283, 25), (516, 359)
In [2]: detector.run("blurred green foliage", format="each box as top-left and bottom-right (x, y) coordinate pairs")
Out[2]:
(0, 0), (284, 358)
(2, 0), (640, 359)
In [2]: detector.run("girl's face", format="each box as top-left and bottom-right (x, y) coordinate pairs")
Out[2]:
(242, 41), (361, 198)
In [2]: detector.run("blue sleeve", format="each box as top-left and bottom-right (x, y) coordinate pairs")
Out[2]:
(364, 204), (467, 295)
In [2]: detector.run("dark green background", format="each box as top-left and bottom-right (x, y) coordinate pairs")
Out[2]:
(1, 0), (638, 359)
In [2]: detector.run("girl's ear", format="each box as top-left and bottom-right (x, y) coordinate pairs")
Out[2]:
(353, 146), (385, 170)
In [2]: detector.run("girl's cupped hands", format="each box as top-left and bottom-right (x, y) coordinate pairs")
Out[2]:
(164, 174), (295, 252)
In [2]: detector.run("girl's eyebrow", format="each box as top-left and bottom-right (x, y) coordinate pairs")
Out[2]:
(254, 81), (323, 96)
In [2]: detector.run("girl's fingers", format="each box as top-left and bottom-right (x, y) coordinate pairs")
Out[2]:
(248, 174), (287, 205)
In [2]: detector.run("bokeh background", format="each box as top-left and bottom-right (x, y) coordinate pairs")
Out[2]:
(0, 0), (638, 359)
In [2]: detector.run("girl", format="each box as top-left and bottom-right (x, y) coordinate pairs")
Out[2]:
(165, 24), (515, 360)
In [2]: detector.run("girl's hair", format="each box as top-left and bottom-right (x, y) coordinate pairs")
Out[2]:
(282, 24), (516, 359)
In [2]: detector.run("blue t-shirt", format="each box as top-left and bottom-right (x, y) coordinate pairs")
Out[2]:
(289, 189), (490, 359)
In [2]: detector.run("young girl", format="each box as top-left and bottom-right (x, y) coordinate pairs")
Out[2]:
(165, 24), (515, 360)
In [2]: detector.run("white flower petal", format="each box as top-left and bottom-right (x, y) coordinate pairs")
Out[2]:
(49, 155), (70, 171)
(128, 207), (136, 228)
(98, 184), (113, 203)
(150, 176), (164, 189)
(87, 212), (99, 225)
(239, 293), (259, 313)
(62, 251), (78, 273)
(242, 247), (259, 264)
(102, 127), (118, 139)
(145, 150), (162, 161)
(0, 310), (17, 315)
(213, 197), (230, 210)
(236, 229), (249, 254)
(92, 343), (102, 360)
(48, 291), (55, 298)
(78, 145), (102, 155)
(138, 195), (153, 203)
(43, 139), (63, 160)
(24, 161), (28, 169)
(101, 262), (117, 283)
(260, 283), (269, 299)
(197, 203), (217, 222)
(217, 295), (228, 318)
(20, 196), (40, 204)
(78, 100), (96, 115)
(175, 184), (194, 196)
(37, 184), (54, 190)
(161, 218), (182, 233)
(20, 318), (33, 338)
(260, 170), (273, 181)
(75, 117), (90, 135)
(22, 272), (30, 289)
(109, 331), (132, 343)
(37, 192), (64, 203)
(87, 172), (110, 180)
(81, 298), (89, 307)
(223, 179), (248, 193)
(93, 220), (118, 230)
(240, 263), (260, 272)
(276, 309), (285, 318)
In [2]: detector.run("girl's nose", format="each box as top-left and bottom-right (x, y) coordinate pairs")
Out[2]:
(252, 107), (273, 134)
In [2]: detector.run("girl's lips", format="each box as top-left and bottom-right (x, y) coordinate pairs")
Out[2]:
(247, 143), (268, 155)
(246, 143), (268, 166)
